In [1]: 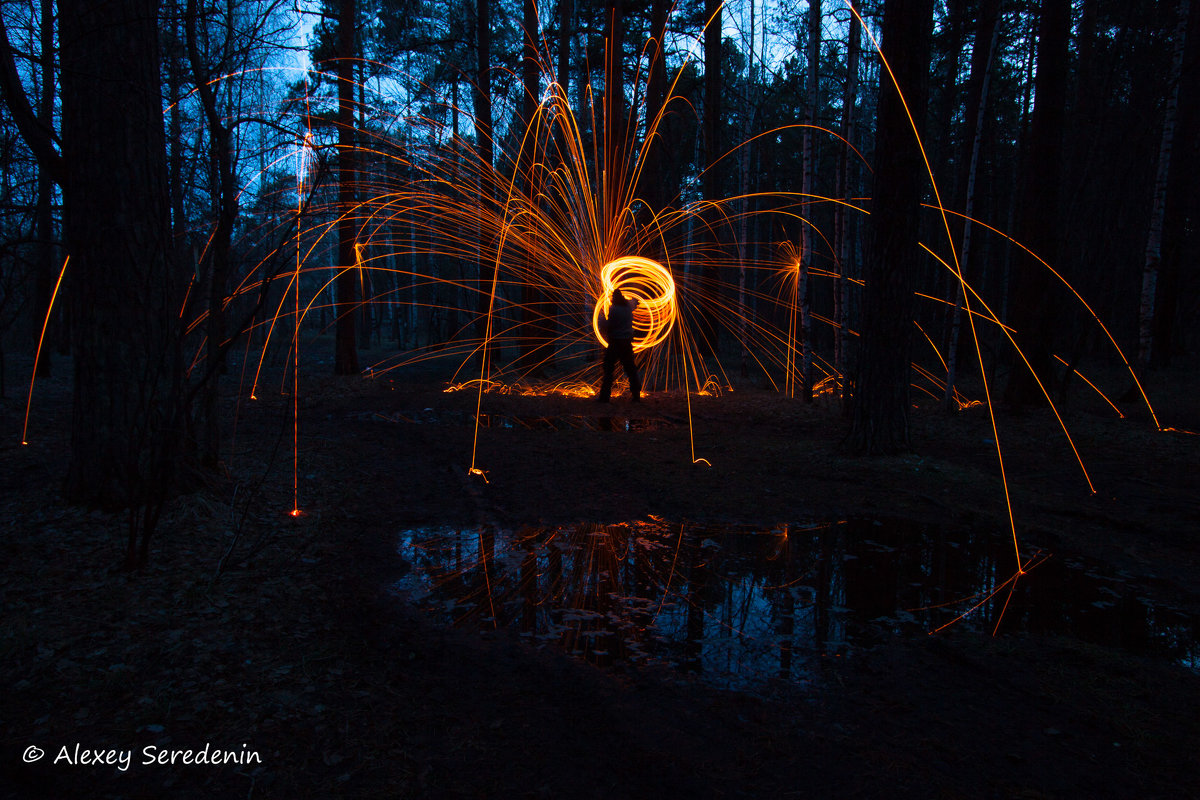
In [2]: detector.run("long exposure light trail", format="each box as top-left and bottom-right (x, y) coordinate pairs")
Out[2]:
(155, 3), (1173, 641)
(849, 0), (1024, 598)
(590, 256), (677, 350)
(922, 243), (1095, 495)
(291, 120), (309, 518)
(930, 206), (1161, 428)
(21, 256), (69, 446)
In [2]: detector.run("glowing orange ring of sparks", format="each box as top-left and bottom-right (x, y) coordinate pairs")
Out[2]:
(591, 256), (677, 352)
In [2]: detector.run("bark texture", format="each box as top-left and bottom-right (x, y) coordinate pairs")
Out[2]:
(1003, 0), (1070, 407)
(847, 0), (933, 454)
(59, 0), (180, 514)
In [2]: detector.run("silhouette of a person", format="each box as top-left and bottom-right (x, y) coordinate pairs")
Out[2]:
(597, 288), (641, 403)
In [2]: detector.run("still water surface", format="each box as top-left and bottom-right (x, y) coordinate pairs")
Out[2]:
(394, 518), (1198, 688)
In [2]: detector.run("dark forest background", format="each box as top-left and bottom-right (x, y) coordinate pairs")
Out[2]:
(0, 0), (1195, 567)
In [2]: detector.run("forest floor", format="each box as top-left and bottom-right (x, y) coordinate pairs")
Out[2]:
(1, 345), (1198, 799)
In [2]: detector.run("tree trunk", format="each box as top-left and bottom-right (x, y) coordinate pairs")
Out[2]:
(639, 0), (678, 312)
(518, 0), (544, 373)
(846, 0), (933, 455)
(557, 0), (571, 96)
(358, 60), (374, 350)
(474, 0), (495, 343)
(737, 0), (752, 379)
(166, 0), (186, 243)
(699, 0), (722, 358)
(603, 0), (625, 238)
(186, 0), (239, 467)
(644, 0), (668, 221)
(33, 0), (56, 378)
(58, 0), (183, 539)
(1155, 0), (1200, 365)
(997, 10), (1039, 328)
(799, 0), (820, 402)
(334, 0), (359, 374)
(834, 13), (860, 401)
(1137, 0), (1190, 374)
(944, 0), (1001, 409)
(1004, 0), (1070, 407)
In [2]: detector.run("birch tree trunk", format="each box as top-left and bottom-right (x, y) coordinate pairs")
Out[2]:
(800, 0), (820, 402)
(834, 12), (859, 400)
(518, 0), (544, 373)
(1137, 0), (1190, 374)
(334, 0), (360, 374)
(737, 0), (757, 379)
(699, 0), (722, 359)
(944, 0), (1001, 410)
(474, 0), (495, 344)
(604, 0), (625, 241)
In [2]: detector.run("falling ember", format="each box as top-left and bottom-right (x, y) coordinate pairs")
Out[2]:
(21, 256), (69, 447)
(591, 256), (677, 352)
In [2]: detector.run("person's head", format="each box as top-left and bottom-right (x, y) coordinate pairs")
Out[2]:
(612, 288), (628, 305)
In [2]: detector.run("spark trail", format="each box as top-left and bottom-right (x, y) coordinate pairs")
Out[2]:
(139, 2), (1165, 636)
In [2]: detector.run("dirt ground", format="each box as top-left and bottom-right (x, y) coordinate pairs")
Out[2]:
(1, 349), (1198, 799)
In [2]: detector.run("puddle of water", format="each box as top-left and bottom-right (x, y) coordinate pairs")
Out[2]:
(393, 518), (1199, 689)
(345, 409), (672, 431)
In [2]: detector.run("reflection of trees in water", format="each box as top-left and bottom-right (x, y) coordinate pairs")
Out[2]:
(394, 519), (1199, 685)
(401, 521), (906, 682)
(525, 521), (858, 681)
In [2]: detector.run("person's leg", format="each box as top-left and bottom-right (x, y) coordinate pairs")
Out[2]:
(619, 342), (640, 400)
(597, 345), (616, 402)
